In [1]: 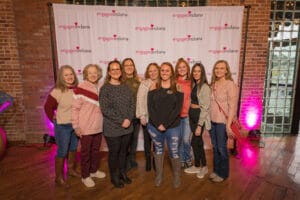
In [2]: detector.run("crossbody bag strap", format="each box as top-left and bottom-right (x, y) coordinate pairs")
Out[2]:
(212, 89), (229, 119)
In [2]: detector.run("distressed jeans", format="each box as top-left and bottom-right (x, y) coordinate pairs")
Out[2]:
(178, 117), (192, 163)
(147, 123), (180, 158)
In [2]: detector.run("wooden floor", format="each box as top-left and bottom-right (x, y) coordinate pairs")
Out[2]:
(0, 135), (300, 200)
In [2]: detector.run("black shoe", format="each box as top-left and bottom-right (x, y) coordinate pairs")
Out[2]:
(146, 157), (151, 171)
(120, 173), (132, 184)
(130, 160), (138, 169)
(111, 177), (124, 188)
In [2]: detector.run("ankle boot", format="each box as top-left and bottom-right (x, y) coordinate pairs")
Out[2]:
(120, 172), (132, 184)
(111, 173), (124, 188)
(145, 156), (151, 171)
(55, 157), (69, 187)
(171, 158), (181, 188)
(154, 153), (164, 187)
(67, 151), (81, 177)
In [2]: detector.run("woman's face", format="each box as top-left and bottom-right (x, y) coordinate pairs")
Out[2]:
(160, 64), (172, 81)
(63, 68), (75, 86)
(177, 62), (188, 77)
(109, 63), (121, 81)
(123, 59), (135, 76)
(214, 62), (227, 79)
(192, 66), (201, 82)
(86, 66), (99, 84)
(148, 65), (159, 81)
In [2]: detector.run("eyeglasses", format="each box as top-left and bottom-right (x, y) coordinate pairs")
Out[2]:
(124, 64), (133, 67)
(110, 68), (121, 72)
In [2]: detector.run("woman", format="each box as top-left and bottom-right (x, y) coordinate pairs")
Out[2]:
(44, 65), (79, 187)
(136, 63), (160, 171)
(175, 58), (192, 169)
(210, 60), (238, 182)
(122, 58), (141, 171)
(72, 64), (106, 188)
(184, 63), (211, 180)
(147, 62), (183, 188)
(99, 60), (134, 188)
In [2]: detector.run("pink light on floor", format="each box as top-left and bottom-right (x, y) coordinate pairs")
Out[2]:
(241, 97), (262, 130)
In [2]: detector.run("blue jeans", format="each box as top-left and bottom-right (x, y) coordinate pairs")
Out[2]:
(209, 122), (229, 179)
(178, 117), (192, 163)
(54, 121), (79, 158)
(147, 123), (180, 158)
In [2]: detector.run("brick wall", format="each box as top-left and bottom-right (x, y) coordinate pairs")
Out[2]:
(0, 0), (25, 142)
(209, 0), (270, 129)
(1, 0), (270, 143)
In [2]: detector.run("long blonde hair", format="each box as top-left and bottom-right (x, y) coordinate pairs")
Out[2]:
(55, 65), (78, 92)
(211, 60), (233, 85)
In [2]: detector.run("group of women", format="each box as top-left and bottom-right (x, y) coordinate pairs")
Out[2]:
(44, 58), (238, 189)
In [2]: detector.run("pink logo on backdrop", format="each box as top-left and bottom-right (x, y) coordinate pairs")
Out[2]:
(209, 23), (239, 31)
(208, 46), (239, 54)
(98, 34), (129, 42)
(136, 48), (166, 55)
(77, 69), (82, 75)
(60, 46), (92, 54)
(135, 24), (166, 31)
(58, 22), (90, 30)
(99, 58), (118, 65)
(172, 11), (203, 18)
(97, 9), (128, 17)
(173, 35), (202, 42)
(172, 57), (202, 65)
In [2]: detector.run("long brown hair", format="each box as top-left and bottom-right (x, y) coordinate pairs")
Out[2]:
(55, 65), (78, 92)
(121, 57), (139, 82)
(104, 60), (122, 84)
(211, 60), (233, 85)
(191, 63), (208, 91)
(174, 57), (191, 80)
(157, 62), (178, 93)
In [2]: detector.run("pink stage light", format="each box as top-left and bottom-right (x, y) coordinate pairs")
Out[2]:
(241, 97), (262, 130)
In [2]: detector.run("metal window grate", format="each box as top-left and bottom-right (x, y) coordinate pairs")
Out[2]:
(262, 0), (299, 134)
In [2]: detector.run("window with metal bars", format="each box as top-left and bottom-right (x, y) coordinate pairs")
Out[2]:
(262, 0), (300, 134)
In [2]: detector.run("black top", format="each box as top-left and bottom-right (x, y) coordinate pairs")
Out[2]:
(191, 85), (199, 104)
(99, 83), (134, 137)
(148, 87), (183, 129)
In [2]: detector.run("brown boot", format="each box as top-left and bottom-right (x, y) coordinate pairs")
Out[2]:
(67, 151), (81, 177)
(171, 158), (181, 188)
(154, 153), (164, 186)
(55, 157), (69, 187)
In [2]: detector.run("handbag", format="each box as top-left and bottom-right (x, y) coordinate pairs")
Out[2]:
(213, 91), (242, 139)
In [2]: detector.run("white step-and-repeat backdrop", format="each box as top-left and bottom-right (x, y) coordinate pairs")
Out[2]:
(53, 4), (244, 150)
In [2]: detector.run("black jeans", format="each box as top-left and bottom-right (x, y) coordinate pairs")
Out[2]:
(142, 124), (152, 159)
(127, 118), (140, 161)
(191, 129), (207, 167)
(189, 107), (207, 167)
(105, 134), (131, 177)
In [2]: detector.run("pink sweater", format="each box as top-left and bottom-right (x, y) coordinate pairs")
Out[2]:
(210, 80), (238, 124)
(72, 81), (103, 135)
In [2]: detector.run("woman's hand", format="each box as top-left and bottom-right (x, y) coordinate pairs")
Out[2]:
(74, 128), (82, 138)
(226, 125), (235, 139)
(140, 116), (147, 126)
(158, 124), (166, 132)
(195, 126), (201, 136)
(122, 119), (131, 128)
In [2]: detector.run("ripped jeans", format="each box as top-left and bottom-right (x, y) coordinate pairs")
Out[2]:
(147, 123), (180, 159)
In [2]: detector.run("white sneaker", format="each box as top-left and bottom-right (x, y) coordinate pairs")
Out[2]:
(90, 170), (106, 179)
(196, 166), (208, 179)
(184, 166), (201, 174)
(209, 172), (217, 179)
(82, 177), (95, 188)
